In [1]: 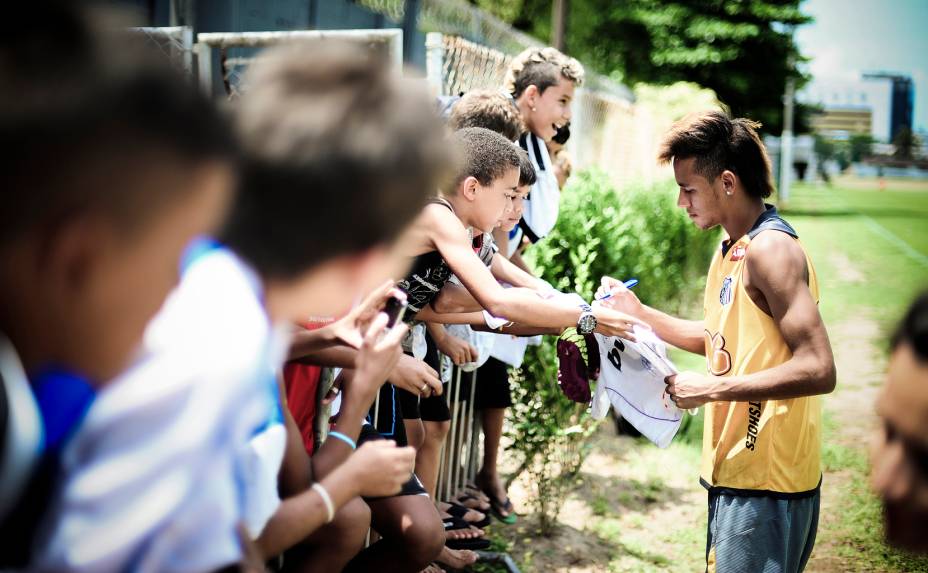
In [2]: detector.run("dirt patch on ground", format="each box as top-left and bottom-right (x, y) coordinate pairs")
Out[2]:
(492, 432), (706, 572)
(829, 251), (865, 284)
(805, 313), (885, 572)
(823, 316), (884, 447)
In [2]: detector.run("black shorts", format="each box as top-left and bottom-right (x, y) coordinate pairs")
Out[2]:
(357, 423), (428, 497)
(399, 386), (452, 422)
(474, 357), (512, 409)
(397, 330), (452, 422)
(368, 383), (408, 446)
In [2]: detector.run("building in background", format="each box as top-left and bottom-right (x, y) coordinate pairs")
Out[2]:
(801, 73), (914, 143)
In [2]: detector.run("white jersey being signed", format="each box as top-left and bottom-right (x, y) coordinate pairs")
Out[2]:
(591, 328), (683, 448)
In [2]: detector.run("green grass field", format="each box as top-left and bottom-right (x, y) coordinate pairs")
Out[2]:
(782, 178), (928, 333)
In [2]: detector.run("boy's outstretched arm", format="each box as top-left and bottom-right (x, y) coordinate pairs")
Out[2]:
(426, 206), (644, 338)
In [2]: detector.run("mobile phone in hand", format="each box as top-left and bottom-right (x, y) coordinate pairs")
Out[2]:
(383, 294), (408, 328)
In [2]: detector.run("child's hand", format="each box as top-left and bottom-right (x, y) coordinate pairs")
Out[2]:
(346, 440), (417, 498)
(591, 306), (649, 341)
(389, 354), (442, 397)
(352, 312), (407, 407)
(331, 280), (401, 348)
(435, 331), (477, 365)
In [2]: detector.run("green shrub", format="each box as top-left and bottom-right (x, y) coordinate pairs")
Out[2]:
(506, 169), (717, 533)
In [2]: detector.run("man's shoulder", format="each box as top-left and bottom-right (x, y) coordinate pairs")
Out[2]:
(746, 229), (806, 269)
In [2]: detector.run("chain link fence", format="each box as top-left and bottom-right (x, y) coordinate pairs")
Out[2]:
(130, 26), (194, 74)
(195, 29), (403, 99)
(425, 32), (662, 190)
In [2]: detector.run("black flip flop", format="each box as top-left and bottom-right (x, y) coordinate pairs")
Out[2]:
(454, 492), (491, 513)
(487, 494), (517, 524)
(445, 501), (491, 529)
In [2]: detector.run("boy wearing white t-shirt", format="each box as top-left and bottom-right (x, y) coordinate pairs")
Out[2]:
(32, 40), (452, 573)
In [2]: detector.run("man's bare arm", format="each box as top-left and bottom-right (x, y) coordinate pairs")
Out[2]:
(490, 252), (547, 290)
(288, 325), (342, 361)
(597, 277), (705, 355)
(415, 305), (560, 336)
(706, 232), (835, 401)
(289, 343), (358, 369)
(431, 282), (542, 315)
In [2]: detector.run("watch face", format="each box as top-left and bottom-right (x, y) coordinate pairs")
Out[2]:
(578, 313), (597, 334)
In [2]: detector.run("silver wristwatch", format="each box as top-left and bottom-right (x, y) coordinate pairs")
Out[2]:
(577, 304), (597, 334)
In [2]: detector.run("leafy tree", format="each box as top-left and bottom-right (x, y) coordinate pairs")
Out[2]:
(479, 0), (812, 133)
(848, 133), (875, 163)
(893, 127), (919, 160)
(813, 134), (835, 164)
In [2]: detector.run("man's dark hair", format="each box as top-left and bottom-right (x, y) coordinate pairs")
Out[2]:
(222, 40), (452, 279)
(892, 291), (928, 361)
(0, 4), (236, 245)
(657, 110), (775, 199)
(517, 149), (537, 187)
(448, 90), (524, 141)
(450, 127), (522, 190)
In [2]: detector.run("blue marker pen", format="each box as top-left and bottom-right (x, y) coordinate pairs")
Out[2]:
(595, 278), (638, 302)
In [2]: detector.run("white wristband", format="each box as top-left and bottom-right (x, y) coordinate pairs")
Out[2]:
(311, 482), (335, 523)
(482, 310), (509, 330)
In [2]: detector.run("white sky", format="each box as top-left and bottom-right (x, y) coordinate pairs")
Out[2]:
(795, 0), (928, 132)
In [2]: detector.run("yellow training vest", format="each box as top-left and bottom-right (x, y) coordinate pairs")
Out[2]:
(700, 213), (822, 496)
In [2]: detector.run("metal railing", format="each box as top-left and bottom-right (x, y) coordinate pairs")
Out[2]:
(194, 29), (404, 98)
(130, 26), (194, 73)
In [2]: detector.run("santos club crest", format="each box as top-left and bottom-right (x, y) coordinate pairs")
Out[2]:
(719, 276), (733, 306)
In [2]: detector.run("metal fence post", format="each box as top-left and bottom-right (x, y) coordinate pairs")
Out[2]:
(425, 32), (445, 96)
(194, 42), (213, 96)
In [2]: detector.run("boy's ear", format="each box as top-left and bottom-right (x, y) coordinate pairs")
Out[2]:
(38, 213), (110, 296)
(524, 84), (540, 108)
(461, 176), (480, 201)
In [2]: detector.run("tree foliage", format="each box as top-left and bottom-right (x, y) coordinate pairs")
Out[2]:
(479, 0), (812, 133)
(893, 127), (920, 160)
(849, 133), (875, 163)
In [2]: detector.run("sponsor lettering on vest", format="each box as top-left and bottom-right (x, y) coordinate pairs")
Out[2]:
(745, 401), (762, 451)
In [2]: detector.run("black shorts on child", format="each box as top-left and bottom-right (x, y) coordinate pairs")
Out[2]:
(474, 357), (513, 409)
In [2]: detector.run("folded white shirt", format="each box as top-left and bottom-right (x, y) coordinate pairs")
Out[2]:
(591, 327), (683, 448)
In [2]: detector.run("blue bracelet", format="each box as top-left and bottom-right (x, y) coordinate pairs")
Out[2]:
(327, 431), (357, 450)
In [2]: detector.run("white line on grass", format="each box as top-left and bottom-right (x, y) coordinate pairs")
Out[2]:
(857, 213), (928, 269)
(828, 194), (928, 269)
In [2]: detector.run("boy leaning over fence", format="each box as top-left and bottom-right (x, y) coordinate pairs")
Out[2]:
(504, 46), (584, 272)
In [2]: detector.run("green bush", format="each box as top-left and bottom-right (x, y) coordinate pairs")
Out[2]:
(506, 169), (717, 533)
